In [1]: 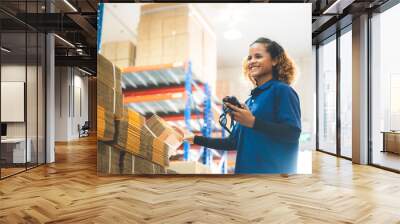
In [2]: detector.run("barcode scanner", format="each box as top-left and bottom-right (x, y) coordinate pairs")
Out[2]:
(219, 96), (243, 134)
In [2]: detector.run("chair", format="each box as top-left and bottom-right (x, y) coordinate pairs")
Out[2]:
(79, 121), (90, 138)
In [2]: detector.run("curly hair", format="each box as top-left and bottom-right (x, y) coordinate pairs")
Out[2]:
(244, 37), (297, 85)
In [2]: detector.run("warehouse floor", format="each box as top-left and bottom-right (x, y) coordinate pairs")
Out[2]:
(0, 135), (399, 223)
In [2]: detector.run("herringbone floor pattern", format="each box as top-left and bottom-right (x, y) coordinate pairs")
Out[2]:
(1, 135), (400, 223)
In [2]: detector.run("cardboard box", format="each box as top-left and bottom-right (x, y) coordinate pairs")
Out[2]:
(149, 19), (162, 39)
(97, 105), (115, 141)
(168, 161), (211, 174)
(135, 57), (148, 66)
(136, 40), (150, 58)
(149, 38), (162, 58)
(101, 41), (136, 68)
(97, 54), (123, 121)
(117, 41), (135, 61)
(175, 33), (188, 61)
(146, 114), (183, 157)
(102, 42), (117, 61)
(137, 18), (150, 41)
(174, 6), (188, 16)
(114, 108), (170, 167)
(115, 58), (134, 69)
(135, 3), (216, 85)
(174, 15), (188, 34)
(97, 141), (167, 175)
(162, 55), (175, 64)
(163, 36), (175, 55)
(162, 17), (176, 37)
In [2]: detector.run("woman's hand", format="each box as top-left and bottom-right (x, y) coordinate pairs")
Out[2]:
(172, 125), (195, 144)
(225, 102), (256, 128)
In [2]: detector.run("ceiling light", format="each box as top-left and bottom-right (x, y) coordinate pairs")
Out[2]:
(78, 67), (93, 76)
(63, 0), (78, 12)
(322, 0), (354, 15)
(218, 4), (245, 26)
(1, 47), (11, 53)
(223, 29), (242, 40)
(54, 34), (75, 48)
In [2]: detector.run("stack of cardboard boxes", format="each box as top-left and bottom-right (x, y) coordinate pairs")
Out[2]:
(97, 55), (183, 174)
(146, 114), (183, 158)
(97, 142), (167, 174)
(97, 54), (123, 141)
(98, 4), (218, 174)
(114, 109), (170, 167)
(135, 4), (217, 89)
(101, 41), (136, 69)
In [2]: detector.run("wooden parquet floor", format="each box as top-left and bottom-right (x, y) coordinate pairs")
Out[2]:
(1, 135), (400, 224)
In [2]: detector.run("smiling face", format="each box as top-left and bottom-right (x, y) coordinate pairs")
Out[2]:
(247, 43), (276, 82)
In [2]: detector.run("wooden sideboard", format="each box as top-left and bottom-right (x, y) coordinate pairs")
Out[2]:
(382, 131), (400, 154)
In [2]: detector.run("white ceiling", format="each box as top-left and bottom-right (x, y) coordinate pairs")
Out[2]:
(194, 3), (312, 67)
(100, 3), (311, 68)
(101, 4), (140, 45)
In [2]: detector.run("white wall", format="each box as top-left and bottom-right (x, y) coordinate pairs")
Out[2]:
(216, 66), (253, 102)
(55, 67), (69, 141)
(72, 73), (89, 138)
(292, 55), (315, 151)
(101, 4), (140, 46)
(54, 67), (89, 141)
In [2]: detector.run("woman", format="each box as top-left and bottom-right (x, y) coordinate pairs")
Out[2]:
(186, 37), (301, 174)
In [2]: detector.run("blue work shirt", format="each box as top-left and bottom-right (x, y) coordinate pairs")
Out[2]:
(231, 79), (301, 174)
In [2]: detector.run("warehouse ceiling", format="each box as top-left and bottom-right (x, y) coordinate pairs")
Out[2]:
(195, 3), (311, 68)
(101, 3), (140, 45)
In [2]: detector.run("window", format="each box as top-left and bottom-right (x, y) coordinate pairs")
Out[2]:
(371, 3), (400, 171)
(318, 37), (337, 154)
(0, 1), (47, 179)
(340, 28), (352, 158)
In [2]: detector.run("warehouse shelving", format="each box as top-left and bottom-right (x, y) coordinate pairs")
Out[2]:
(121, 62), (206, 130)
(97, 2), (104, 53)
(121, 61), (228, 173)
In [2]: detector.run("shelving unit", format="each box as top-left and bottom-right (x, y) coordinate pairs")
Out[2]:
(97, 3), (104, 53)
(121, 61), (228, 173)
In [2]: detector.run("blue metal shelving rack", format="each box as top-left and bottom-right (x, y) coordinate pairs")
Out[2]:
(221, 128), (228, 174)
(201, 83), (212, 166)
(183, 61), (192, 161)
(97, 3), (104, 53)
